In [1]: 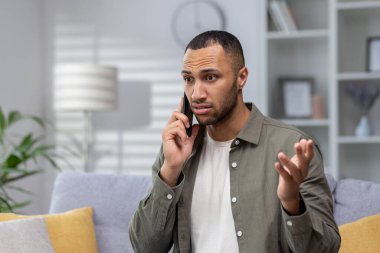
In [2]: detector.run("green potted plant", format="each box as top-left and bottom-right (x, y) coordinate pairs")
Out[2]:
(0, 107), (62, 212)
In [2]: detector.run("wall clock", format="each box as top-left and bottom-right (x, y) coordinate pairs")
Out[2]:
(171, 0), (226, 48)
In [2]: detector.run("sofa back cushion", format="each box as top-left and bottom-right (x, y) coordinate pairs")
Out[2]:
(334, 178), (380, 225)
(325, 173), (337, 194)
(49, 172), (151, 253)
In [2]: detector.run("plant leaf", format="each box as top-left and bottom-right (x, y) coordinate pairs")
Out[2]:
(27, 115), (48, 129)
(5, 185), (32, 195)
(5, 154), (22, 168)
(42, 154), (60, 170)
(0, 167), (29, 174)
(0, 196), (13, 212)
(59, 145), (81, 158)
(0, 107), (5, 144)
(17, 133), (39, 154)
(0, 199), (31, 213)
(30, 145), (55, 158)
(3, 169), (43, 184)
(7, 111), (22, 128)
(0, 184), (13, 200)
(9, 200), (32, 211)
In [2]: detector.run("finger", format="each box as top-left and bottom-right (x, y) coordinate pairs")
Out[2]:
(164, 120), (188, 144)
(172, 120), (188, 144)
(277, 152), (302, 182)
(173, 119), (187, 135)
(305, 139), (314, 160)
(299, 139), (308, 152)
(166, 98), (185, 124)
(294, 143), (310, 178)
(295, 143), (307, 164)
(168, 126), (188, 145)
(167, 111), (190, 127)
(275, 162), (292, 181)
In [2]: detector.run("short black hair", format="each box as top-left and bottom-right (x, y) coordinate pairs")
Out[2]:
(185, 30), (245, 73)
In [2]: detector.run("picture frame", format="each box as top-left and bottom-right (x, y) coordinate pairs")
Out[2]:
(279, 77), (314, 118)
(367, 37), (380, 72)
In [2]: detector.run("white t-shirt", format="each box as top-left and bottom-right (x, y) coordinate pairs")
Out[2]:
(190, 133), (239, 252)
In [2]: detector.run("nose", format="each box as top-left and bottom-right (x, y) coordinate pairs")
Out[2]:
(191, 80), (207, 101)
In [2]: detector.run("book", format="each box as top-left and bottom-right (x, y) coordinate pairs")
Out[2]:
(279, 0), (298, 31)
(268, 2), (282, 31)
(269, 0), (289, 32)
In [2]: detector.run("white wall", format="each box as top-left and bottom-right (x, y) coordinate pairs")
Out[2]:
(17, 0), (262, 213)
(0, 0), (45, 214)
(0, 0), (262, 214)
(45, 0), (262, 175)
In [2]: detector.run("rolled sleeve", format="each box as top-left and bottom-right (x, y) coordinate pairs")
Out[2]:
(153, 171), (184, 206)
(152, 171), (185, 232)
(282, 207), (312, 235)
(281, 196), (314, 253)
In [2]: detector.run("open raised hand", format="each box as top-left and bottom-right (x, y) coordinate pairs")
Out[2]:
(275, 139), (314, 215)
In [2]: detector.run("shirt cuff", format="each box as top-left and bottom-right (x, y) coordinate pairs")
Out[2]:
(152, 171), (185, 206)
(281, 197), (312, 235)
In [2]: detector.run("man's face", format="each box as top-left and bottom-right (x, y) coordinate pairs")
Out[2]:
(181, 45), (240, 126)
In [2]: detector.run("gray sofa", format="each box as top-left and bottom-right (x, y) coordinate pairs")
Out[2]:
(49, 172), (380, 253)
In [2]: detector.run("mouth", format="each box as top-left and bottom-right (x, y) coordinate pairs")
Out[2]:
(192, 103), (212, 115)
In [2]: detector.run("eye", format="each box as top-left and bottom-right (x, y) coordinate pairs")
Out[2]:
(205, 75), (217, 81)
(183, 76), (193, 83)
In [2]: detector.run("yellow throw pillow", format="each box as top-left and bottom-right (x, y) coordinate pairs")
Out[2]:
(339, 213), (380, 253)
(0, 207), (98, 253)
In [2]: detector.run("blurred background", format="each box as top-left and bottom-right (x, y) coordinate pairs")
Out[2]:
(1, 0), (380, 214)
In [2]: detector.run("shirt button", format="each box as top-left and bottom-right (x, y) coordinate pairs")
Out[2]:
(237, 230), (243, 237)
(166, 194), (173, 200)
(231, 162), (237, 168)
(231, 197), (237, 203)
(235, 140), (240, 145)
(286, 220), (293, 227)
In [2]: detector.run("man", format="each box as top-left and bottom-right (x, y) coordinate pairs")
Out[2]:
(129, 31), (340, 253)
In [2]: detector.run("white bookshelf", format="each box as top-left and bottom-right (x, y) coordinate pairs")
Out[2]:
(282, 119), (330, 127)
(337, 1), (380, 10)
(338, 72), (380, 81)
(259, 0), (380, 182)
(339, 136), (380, 144)
(267, 30), (329, 40)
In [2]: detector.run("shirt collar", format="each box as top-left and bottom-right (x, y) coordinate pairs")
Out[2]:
(236, 103), (264, 145)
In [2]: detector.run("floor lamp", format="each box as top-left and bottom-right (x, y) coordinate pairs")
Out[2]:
(54, 64), (118, 171)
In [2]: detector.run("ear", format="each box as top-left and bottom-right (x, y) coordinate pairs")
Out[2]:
(237, 67), (248, 90)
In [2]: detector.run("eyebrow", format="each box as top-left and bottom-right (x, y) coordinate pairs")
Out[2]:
(181, 68), (220, 75)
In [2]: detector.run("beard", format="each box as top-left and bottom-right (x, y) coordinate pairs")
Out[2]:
(194, 80), (239, 126)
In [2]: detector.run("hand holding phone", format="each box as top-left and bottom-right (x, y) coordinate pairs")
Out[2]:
(159, 94), (198, 187)
(181, 93), (193, 137)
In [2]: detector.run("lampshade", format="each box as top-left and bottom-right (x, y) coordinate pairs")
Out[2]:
(54, 64), (118, 111)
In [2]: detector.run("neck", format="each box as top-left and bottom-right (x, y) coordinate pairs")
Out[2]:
(207, 96), (250, 141)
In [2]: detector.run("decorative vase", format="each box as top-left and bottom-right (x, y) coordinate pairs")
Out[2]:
(355, 115), (373, 137)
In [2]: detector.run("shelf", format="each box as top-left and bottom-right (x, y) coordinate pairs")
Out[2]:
(339, 136), (380, 144)
(338, 72), (380, 81)
(267, 30), (329, 40)
(281, 119), (330, 127)
(337, 1), (380, 10)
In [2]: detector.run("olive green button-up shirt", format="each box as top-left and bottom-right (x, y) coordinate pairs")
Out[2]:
(129, 103), (340, 253)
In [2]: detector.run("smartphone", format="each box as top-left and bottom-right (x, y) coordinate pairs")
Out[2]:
(181, 93), (193, 137)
